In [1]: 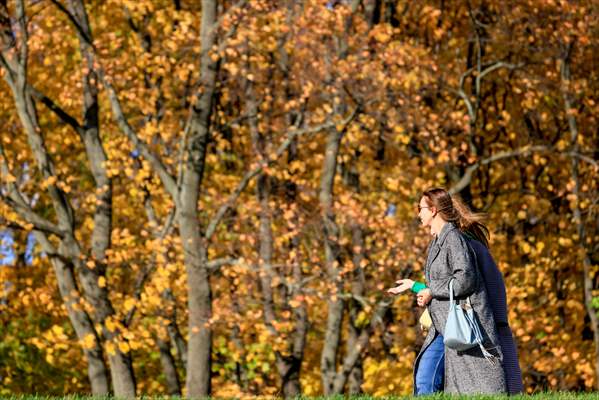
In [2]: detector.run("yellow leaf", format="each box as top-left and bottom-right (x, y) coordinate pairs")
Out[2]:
(558, 237), (573, 247)
(118, 341), (130, 354)
(536, 242), (545, 252)
(129, 340), (141, 351)
(288, 299), (300, 308)
(124, 298), (136, 312)
(51, 325), (64, 336)
(106, 341), (116, 356)
(41, 175), (58, 189)
(82, 333), (96, 350)
(385, 178), (399, 191)
(105, 318), (117, 333)
(98, 276), (106, 288)
(3, 173), (16, 183)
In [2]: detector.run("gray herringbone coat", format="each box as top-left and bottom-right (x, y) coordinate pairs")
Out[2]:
(414, 223), (507, 394)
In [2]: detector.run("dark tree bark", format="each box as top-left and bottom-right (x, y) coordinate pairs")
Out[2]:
(157, 337), (182, 395)
(347, 221), (366, 394)
(247, 67), (306, 396)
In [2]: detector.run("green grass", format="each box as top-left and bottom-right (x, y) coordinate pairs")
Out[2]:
(334, 394), (598, 400)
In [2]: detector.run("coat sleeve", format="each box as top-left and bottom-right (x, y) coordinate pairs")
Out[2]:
(428, 231), (478, 299)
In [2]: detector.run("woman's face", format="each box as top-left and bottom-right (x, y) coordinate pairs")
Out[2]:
(418, 196), (435, 227)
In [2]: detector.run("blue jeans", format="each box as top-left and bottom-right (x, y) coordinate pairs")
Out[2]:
(416, 333), (445, 395)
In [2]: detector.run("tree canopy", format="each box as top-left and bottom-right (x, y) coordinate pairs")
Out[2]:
(0, 0), (597, 396)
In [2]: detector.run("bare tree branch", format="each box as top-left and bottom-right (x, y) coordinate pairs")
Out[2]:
(98, 70), (178, 199)
(29, 85), (83, 134)
(0, 194), (64, 236)
(331, 298), (392, 393)
(207, 257), (242, 272)
(49, 0), (178, 200)
(0, 128), (62, 237)
(124, 189), (177, 327)
(567, 152), (599, 169)
(204, 107), (359, 241)
(15, 0), (27, 89)
(48, 0), (93, 45)
(448, 61), (524, 124)
(450, 144), (598, 195)
(449, 145), (549, 194)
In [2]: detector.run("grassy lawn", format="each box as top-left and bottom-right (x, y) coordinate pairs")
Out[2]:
(338, 394), (598, 400)
(321, 394), (597, 400)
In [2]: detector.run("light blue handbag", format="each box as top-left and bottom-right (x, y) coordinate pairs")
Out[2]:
(443, 279), (496, 361)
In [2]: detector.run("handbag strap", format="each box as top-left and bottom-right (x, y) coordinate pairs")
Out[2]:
(449, 278), (473, 306)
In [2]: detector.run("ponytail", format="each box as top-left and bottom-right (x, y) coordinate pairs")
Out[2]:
(451, 196), (490, 248)
(422, 188), (490, 248)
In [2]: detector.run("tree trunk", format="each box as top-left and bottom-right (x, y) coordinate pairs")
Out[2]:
(283, 198), (308, 398)
(179, 210), (212, 396)
(158, 337), (182, 395)
(180, 0), (218, 395)
(320, 1), (363, 393)
(230, 290), (250, 392)
(319, 128), (345, 395)
(61, 236), (137, 397)
(66, 1), (137, 395)
(1, 42), (138, 397)
(276, 10), (309, 394)
(247, 76), (305, 397)
(561, 49), (599, 388)
(35, 233), (110, 394)
(347, 222), (366, 394)
(163, 289), (188, 367)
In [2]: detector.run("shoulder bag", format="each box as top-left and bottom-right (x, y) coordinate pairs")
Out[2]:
(443, 278), (496, 362)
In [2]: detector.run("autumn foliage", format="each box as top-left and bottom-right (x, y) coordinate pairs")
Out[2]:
(0, 0), (597, 396)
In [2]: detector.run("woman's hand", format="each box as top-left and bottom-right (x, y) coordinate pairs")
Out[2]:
(417, 288), (432, 306)
(386, 278), (414, 295)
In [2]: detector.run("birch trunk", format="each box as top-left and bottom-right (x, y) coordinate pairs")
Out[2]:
(35, 233), (110, 394)
(319, 128), (345, 395)
(179, 215), (212, 396)
(179, 0), (218, 395)
(52, 1), (138, 394)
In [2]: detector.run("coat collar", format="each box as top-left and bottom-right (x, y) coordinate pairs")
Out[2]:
(436, 222), (457, 246)
(426, 222), (458, 270)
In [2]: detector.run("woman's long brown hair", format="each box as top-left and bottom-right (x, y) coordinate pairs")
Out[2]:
(422, 188), (490, 248)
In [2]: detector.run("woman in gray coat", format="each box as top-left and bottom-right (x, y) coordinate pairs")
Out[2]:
(392, 218), (524, 393)
(414, 188), (506, 394)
